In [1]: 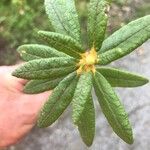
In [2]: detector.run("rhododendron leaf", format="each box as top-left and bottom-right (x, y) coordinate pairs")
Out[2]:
(38, 31), (84, 58)
(77, 95), (95, 147)
(96, 67), (149, 87)
(87, 0), (108, 51)
(24, 76), (65, 94)
(94, 71), (133, 144)
(72, 72), (93, 124)
(100, 15), (150, 56)
(12, 57), (77, 79)
(45, 0), (81, 42)
(38, 72), (78, 127)
(17, 44), (68, 61)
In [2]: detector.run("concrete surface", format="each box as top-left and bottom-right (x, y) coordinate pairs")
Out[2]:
(9, 40), (150, 150)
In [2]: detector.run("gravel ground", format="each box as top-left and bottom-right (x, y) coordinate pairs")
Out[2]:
(8, 40), (150, 150)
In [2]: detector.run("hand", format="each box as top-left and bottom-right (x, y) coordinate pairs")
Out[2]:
(0, 66), (51, 148)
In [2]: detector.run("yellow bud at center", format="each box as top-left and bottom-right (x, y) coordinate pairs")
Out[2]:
(77, 47), (98, 74)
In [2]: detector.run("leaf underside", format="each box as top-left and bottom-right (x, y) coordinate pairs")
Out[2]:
(94, 71), (133, 144)
(45, 0), (81, 42)
(38, 72), (78, 128)
(72, 72), (93, 124)
(77, 94), (95, 147)
(96, 67), (149, 87)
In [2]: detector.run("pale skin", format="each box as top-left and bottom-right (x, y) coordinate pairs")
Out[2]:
(0, 66), (51, 148)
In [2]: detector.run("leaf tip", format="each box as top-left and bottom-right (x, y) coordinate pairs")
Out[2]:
(84, 141), (93, 147)
(125, 135), (134, 145)
(23, 87), (31, 94)
(144, 78), (149, 84)
(121, 129), (134, 145)
(11, 69), (19, 77)
(139, 76), (149, 86)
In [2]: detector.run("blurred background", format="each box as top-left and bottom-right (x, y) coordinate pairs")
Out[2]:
(0, 0), (150, 150)
(0, 0), (150, 65)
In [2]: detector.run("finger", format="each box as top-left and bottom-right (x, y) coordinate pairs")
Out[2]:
(20, 91), (51, 124)
(22, 91), (52, 116)
(0, 65), (27, 85)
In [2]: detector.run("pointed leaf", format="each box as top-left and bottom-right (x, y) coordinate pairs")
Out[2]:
(17, 44), (68, 61)
(45, 0), (81, 42)
(96, 67), (149, 87)
(100, 15), (150, 54)
(72, 72), (93, 124)
(24, 76), (65, 94)
(94, 71), (133, 144)
(87, 0), (108, 50)
(77, 95), (95, 147)
(12, 57), (77, 79)
(38, 72), (78, 127)
(38, 31), (84, 58)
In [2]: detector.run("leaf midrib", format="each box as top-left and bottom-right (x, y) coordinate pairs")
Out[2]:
(21, 52), (46, 59)
(29, 78), (63, 89)
(41, 33), (81, 57)
(21, 51), (68, 59)
(117, 24), (150, 48)
(104, 76), (146, 82)
(21, 48), (65, 58)
(95, 75), (130, 138)
(16, 65), (76, 73)
(91, 0), (101, 38)
(101, 23), (150, 52)
(49, 0), (77, 40)
(40, 77), (75, 125)
(91, 0), (105, 40)
(49, 1), (70, 35)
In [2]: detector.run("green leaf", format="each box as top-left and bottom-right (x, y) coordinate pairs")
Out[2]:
(93, 71), (133, 144)
(17, 44), (68, 61)
(38, 31), (84, 58)
(99, 47), (124, 65)
(38, 72), (78, 128)
(96, 67), (149, 87)
(44, 0), (81, 42)
(12, 57), (77, 79)
(72, 72), (93, 124)
(100, 15), (150, 53)
(87, 0), (108, 51)
(24, 76), (65, 94)
(77, 95), (95, 147)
